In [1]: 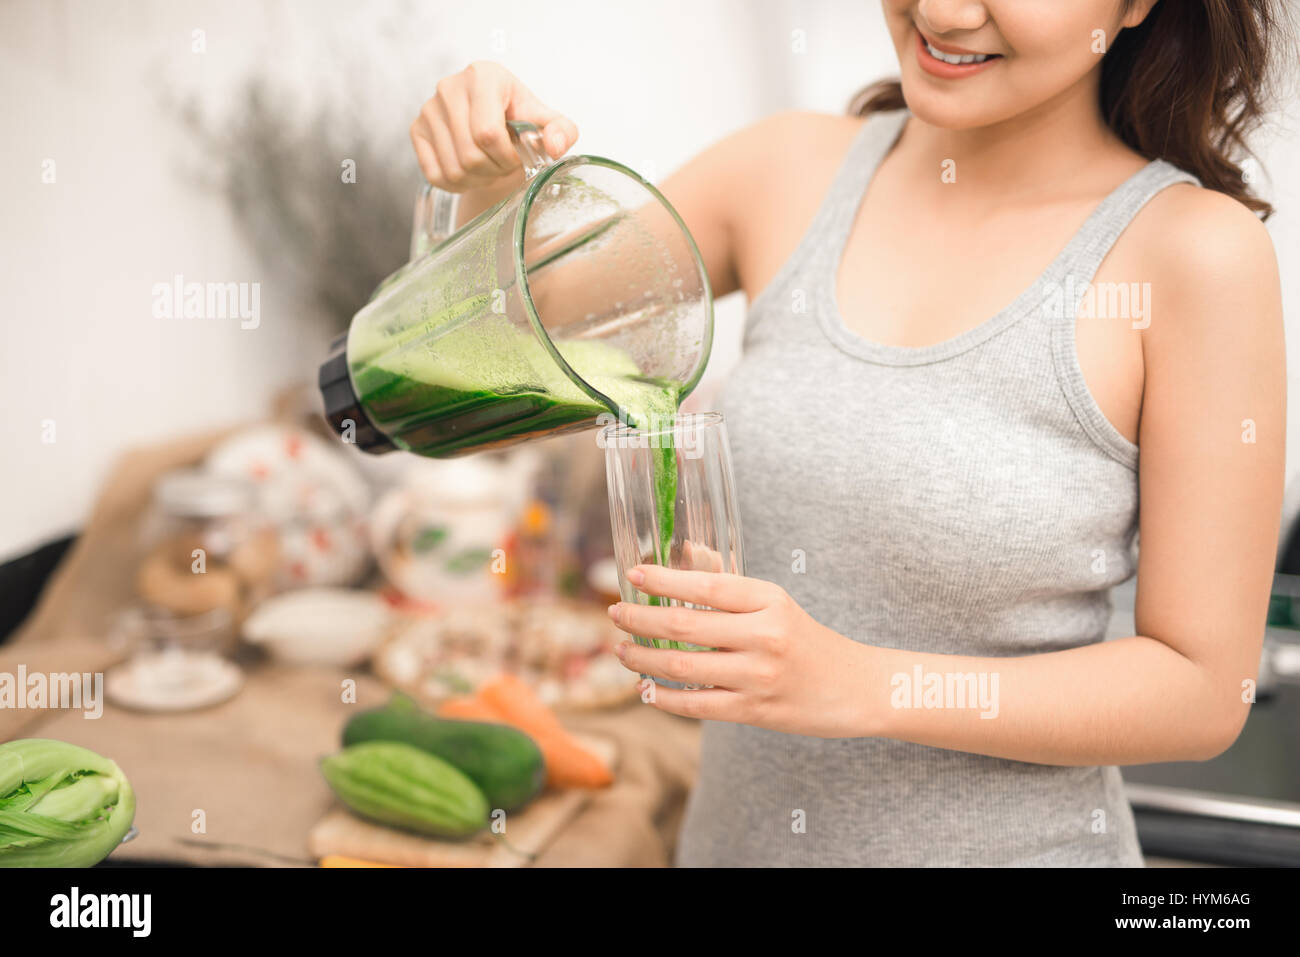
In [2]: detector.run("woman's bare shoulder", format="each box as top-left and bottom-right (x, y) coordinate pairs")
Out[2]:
(717, 111), (866, 220)
(1131, 181), (1277, 285)
(748, 109), (867, 142)
(1124, 180), (1282, 369)
(729, 110), (867, 175)
(661, 111), (869, 296)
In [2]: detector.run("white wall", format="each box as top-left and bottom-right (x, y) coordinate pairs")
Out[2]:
(3, 0), (1299, 558)
(0, 0), (801, 558)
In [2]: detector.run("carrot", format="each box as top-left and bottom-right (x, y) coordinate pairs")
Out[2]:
(535, 733), (613, 790)
(477, 673), (568, 737)
(436, 696), (507, 723)
(476, 674), (613, 790)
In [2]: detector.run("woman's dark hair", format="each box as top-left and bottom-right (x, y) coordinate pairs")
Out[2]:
(850, 0), (1289, 219)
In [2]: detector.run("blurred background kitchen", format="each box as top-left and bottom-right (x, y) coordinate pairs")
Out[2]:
(1, 0), (1299, 866)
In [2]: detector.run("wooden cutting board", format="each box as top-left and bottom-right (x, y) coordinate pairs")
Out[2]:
(307, 733), (617, 867)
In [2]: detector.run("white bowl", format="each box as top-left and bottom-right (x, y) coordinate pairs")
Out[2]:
(242, 588), (394, 666)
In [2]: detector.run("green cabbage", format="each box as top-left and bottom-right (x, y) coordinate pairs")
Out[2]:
(0, 738), (136, 867)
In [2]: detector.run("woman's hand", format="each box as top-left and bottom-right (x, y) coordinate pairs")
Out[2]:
(410, 61), (578, 192)
(608, 564), (879, 738)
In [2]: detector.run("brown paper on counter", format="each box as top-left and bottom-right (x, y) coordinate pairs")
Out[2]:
(1, 426), (700, 867)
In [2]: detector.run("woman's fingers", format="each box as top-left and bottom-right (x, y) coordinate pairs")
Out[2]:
(636, 683), (746, 722)
(409, 117), (441, 184)
(411, 62), (578, 190)
(629, 564), (772, 613)
(423, 94), (465, 186)
(610, 600), (755, 651)
(465, 69), (523, 173)
(439, 81), (511, 181)
(617, 642), (746, 689)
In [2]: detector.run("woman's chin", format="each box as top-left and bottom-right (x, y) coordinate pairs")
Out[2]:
(896, 81), (1016, 132)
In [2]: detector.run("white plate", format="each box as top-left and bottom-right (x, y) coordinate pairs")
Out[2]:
(105, 652), (244, 712)
(242, 588), (394, 666)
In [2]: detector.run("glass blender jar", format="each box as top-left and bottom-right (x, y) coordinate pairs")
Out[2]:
(319, 122), (713, 458)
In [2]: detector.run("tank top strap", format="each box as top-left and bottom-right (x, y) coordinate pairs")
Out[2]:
(1048, 159), (1202, 289)
(1046, 159), (1201, 472)
(816, 109), (910, 247)
(747, 109), (909, 322)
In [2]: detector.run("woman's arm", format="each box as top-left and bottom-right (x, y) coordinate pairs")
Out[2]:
(610, 188), (1285, 766)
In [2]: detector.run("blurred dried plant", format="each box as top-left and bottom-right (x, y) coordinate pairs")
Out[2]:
(175, 77), (416, 333)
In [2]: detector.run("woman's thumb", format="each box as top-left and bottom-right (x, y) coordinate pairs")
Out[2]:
(539, 117), (579, 158)
(506, 83), (578, 158)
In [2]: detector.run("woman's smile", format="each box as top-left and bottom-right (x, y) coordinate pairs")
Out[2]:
(915, 28), (1003, 79)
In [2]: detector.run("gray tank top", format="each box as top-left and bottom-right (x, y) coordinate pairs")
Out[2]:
(676, 109), (1200, 867)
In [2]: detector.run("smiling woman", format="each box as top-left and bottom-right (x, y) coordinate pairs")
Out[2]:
(409, 0), (1291, 867)
(858, 0), (1281, 217)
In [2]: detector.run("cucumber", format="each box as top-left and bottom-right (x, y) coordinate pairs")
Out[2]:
(342, 693), (546, 811)
(321, 741), (488, 839)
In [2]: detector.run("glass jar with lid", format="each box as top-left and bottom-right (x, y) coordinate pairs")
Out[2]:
(107, 469), (278, 712)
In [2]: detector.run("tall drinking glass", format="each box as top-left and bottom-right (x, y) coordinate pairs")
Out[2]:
(601, 412), (744, 689)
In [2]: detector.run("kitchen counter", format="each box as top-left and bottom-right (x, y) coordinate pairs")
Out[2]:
(0, 430), (701, 867)
(0, 649), (701, 867)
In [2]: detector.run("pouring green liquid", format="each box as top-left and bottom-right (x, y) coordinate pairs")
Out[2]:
(350, 327), (685, 646)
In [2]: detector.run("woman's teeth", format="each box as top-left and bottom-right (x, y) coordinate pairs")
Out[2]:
(924, 40), (994, 65)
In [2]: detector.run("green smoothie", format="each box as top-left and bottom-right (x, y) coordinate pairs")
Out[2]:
(350, 326), (683, 615)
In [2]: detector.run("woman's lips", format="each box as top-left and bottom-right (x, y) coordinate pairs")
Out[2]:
(915, 30), (1002, 79)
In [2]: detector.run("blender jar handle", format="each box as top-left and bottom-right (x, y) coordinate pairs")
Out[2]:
(409, 120), (555, 261)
